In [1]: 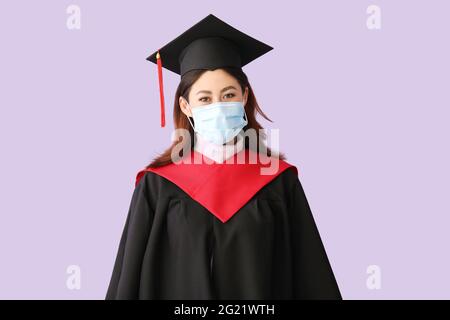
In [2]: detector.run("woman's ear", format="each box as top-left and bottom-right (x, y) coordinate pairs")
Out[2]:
(179, 96), (192, 117)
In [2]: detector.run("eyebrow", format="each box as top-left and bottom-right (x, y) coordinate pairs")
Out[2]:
(196, 86), (237, 95)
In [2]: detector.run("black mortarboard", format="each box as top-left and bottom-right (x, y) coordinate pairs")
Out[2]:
(146, 14), (274, 127)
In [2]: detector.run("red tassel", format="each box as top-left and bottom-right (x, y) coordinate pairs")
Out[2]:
(156, 50), (165, 127)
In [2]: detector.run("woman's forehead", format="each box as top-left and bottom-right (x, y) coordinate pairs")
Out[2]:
(191, 70), (238, 92)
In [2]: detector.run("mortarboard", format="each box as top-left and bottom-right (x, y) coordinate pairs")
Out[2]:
(146, 14), (274, 127)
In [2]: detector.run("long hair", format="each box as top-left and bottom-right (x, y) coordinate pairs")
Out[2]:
(146, 66), (286, 168)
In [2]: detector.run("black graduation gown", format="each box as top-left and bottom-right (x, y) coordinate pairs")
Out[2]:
(105, 150), (341, 300)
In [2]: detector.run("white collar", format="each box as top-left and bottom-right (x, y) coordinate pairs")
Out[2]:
(194, 130), (245, 163)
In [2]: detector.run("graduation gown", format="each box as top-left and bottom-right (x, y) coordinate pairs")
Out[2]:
(105, 149), (341, 300)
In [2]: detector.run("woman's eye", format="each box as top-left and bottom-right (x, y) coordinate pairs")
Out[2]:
(199, 97), (210, 102)
(224, 93), (235, 99)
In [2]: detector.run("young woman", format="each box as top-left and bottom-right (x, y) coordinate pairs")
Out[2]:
(105, 14), (341, 300)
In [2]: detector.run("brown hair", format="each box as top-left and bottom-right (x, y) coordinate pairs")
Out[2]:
(146, 66), (286, 168)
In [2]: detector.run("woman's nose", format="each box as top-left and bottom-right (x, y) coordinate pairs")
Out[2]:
(212, 96), (225, 103)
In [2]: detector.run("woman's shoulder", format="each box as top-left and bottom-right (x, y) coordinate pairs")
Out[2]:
(136, 170), (157, 184)
(135, 168), (173, 191)
(134, 166), (192, 201)
(253, 164), (299, 201)
(276, 158), (299, 185)
(135, 164), (172, 188)
(280, 165), (299, 182)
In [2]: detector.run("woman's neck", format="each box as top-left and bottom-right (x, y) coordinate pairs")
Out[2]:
(194, 130), (244, 163)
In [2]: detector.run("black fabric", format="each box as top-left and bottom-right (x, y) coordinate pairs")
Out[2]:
(146, 14), (273, 76)
(105, 168), (342, 300)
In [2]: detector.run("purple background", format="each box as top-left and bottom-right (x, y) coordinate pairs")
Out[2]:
(1, 0), (449, 299)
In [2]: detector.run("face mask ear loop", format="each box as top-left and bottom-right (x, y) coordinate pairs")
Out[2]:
(187, 115), (196, 131)
(243, 107), (249, 125)
(183, 97), (196, 132)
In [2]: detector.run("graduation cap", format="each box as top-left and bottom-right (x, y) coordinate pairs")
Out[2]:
(146, 14), (274, 127)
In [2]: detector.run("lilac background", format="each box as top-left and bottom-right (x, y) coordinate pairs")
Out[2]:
(0, 0), (449, 299)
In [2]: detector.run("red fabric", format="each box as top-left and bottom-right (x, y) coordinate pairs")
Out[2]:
(135, 149), (298, 223)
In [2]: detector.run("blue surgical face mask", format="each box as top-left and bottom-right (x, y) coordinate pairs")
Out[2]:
(185, 99), (248, 145)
